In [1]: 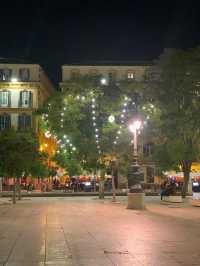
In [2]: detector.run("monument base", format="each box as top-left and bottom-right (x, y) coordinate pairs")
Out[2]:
(127, 192), (145, 210)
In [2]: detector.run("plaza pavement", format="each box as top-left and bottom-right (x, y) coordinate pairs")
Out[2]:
(0, 196), (199, 266)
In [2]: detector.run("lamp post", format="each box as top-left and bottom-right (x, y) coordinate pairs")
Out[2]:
(110, 159), (116, 202)
(127, 119), (145, 209)
(129, 120), (141, 170)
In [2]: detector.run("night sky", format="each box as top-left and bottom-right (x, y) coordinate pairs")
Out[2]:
(0, 0), (200, 84)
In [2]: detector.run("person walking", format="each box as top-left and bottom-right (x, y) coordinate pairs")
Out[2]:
(160, 181), (167, 200)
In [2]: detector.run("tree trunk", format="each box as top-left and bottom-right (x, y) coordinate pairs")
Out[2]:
(112, 168), (116, 202)
(12, 178), (16, 204)
(17, 178), (22, 200)
(93, 177), (96, 192)
(181, 160), (192, 198)
(99, 179), (105, 199)
(99, 169), (106, 199)
(0, 177), (3, 197)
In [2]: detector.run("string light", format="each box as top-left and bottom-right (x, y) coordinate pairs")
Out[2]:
(43, 93), (155, 161)
(113, 96), (130, 145)
(90, 97), (102, 154)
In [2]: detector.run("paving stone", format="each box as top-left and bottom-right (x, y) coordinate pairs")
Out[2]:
(5, 262), (44, 266)
(0, 196), (200, 266)
(45, 261), (73, 266)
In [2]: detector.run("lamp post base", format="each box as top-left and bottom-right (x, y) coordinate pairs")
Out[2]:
(127, 192), (145, 210)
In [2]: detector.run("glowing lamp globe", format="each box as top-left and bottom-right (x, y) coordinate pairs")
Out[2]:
(129, 120), (142, 133)
(108, 115), (115, 123)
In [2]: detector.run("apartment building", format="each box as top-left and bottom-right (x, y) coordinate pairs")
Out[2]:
(60, 61), (153, 86)
(0, 62), (53, 132)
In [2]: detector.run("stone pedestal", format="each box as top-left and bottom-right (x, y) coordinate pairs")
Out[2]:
(127, 192), (145, 210)
(188, 182), (192, 194)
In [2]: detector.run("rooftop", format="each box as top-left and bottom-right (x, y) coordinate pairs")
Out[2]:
(0, 57), (37, 65)
(62, 60), (154, 67)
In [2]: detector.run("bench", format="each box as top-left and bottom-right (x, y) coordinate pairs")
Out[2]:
(192, 193), (200, 206)
(162, 195), (183, 203)
(191, 200), (200, 207)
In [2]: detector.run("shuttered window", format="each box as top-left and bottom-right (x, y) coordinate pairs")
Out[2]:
(19, 68), (30, 81)
(19, 91), (33, 107)
(0, 114), (11, 130)
(18, 114), (32, 131)
(0, 91), (11, 107)
(0, 69), (12, 81)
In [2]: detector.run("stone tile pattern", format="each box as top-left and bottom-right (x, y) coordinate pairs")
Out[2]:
(0, 197), (199, 265)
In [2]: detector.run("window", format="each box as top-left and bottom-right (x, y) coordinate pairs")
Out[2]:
(146, 166), (154, 183)
(108, 72), (116, 84)
(70, 70), (80, 79)
(19, 91), (33, 108)
(89, 69), (98, 76)
(0, 114), (11, 130)
(127, 72), (135, 79)
(0, 90), (11, 107)
(143, 143), (153, 157)
(18, 114), (32, 131)
(0, 69), (12, 81)
(19, 68), (30, 81)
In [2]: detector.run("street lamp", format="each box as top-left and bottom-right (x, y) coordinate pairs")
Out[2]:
(127, 119), (145, 209)
(108, 115), (115, 123)
(128, 120), (142, 168)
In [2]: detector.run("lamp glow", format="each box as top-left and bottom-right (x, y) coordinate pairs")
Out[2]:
(100, 78), (107, 85)
(11, 78), (18, 82)
(129, 120), (142, 133)
(108, 115), (115, 123)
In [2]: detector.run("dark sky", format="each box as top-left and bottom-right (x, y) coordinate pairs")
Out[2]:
(0, 0), (200, 84)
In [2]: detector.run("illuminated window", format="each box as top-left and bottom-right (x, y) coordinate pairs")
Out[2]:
(0, 90), (11, 107)
(18, 114), (32, 130)
(127, 72), (135, 79)
(0, 69), (12, 81)
(19, 91), (33, 107)
(0, 114), (11, 130)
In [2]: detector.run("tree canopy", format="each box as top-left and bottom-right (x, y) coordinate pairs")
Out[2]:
(41, 75), (150, 176)
(146, 47), (200, 195)
(0, 129), (48, 179)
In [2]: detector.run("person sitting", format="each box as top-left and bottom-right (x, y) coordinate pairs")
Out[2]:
(160, 181), (176, 200)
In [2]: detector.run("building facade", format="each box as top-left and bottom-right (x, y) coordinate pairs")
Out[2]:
(0, 63), (53, 132)
(60, 61), (153, 84)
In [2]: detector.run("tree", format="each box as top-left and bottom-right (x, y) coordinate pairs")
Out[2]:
(146, 47), (200, 197)
(0, 129), (47, 203)
(42, 74), (148, 189)
(53, 151), (82, 176)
